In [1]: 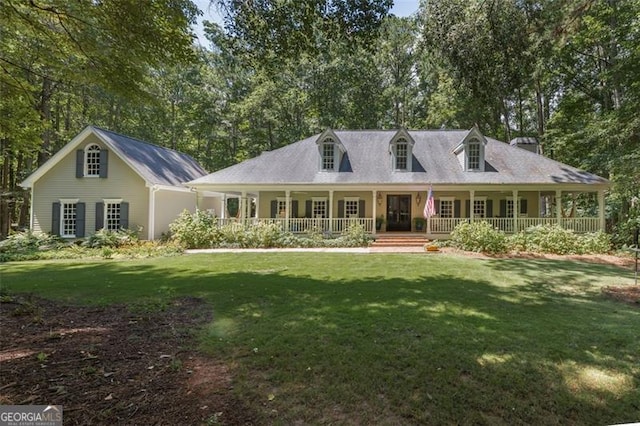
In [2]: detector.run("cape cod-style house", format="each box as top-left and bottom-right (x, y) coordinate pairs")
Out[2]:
(186, 127), (610, 238)
(21, 126), (219, 240)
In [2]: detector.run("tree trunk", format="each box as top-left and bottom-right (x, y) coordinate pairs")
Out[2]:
(37, 76), (53, 166)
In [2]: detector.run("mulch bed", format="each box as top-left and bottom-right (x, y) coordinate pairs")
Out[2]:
(0, 296), (256, 425)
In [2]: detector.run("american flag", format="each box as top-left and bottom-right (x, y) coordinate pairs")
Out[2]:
(423, 185), (436, 219)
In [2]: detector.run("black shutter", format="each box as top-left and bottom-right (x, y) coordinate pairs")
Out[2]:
(465, 200), (470, 218)
(434, 199), (440, 214)
(52, 202), (61, 235)
(120, 202), (129, 229)
(305, 200), (312, 218)
(338, 200), (345, 218)
(76, 203), (86, 237)
(520, 199), (528, 215)
(270, 200), (277, 218)
(95, 202), (104, 231)
(454, 200), (461, 218)
(99, 150), (108, 178)
(486, 200), (493, 218)
(291, 200), (299, 218)
(500, 200), (507, 217)
(358, 200), (365, 218)
(76, 150), (84, 178)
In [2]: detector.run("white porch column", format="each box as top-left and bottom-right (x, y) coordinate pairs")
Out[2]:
(285, 190), (291, 230)
(221, 194), (226, 219)
(469, 190), (475, 223)
(598, 190), (605, 231)
(329, 190), (334, 233)
(240, 191), (247, 221)
(513, 189), (519, 233)
(372, 190), (377, 235)
(556, 190), (562, 226)
(255, 193), (260, 219)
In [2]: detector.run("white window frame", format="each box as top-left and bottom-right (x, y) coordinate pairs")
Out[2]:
(395, 140), (408, 170)
(506, 197), (523, 217)
(439, 197), (455, 219)
(60, 198), (79, 238)
(473, 197), (487, 219)
(344, 197), (360, 218)
(467, 141), (481, 170)
(321, 140), (335, 171)
(276, 197), (290, 218)
(312, 197), (327, 219)
(84, 144), (101, 177)
(103, 198), (123, 231)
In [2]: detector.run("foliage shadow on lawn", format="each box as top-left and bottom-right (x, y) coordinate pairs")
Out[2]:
(2, 257), (640, 424)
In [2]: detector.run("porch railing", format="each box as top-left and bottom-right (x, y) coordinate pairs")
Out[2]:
(215, 217), (599, 234)
(217, 217), (374, 234)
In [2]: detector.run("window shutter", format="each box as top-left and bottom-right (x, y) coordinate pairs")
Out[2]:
(465, 200), (470, 218)
(120, 202), (129, 229)
(500, 200), (507, 217)
(305, 200), (312, 218)
(291, 200), (299, 218)
(358, 200), (365, 218)
(52, 202), (61, 235)
(434, 199), (440, 214)
(520, 199), (528, 215)
(95, 202), (104, 231)
(454, 200), (461, 218)
(486, 200), (493, 218)
(338, 200), (345, 218)
(76, 203), (86, 237)
(270, 200), (277, 218)
(76, 150), (84, 178)
(99, 150), (108, 178)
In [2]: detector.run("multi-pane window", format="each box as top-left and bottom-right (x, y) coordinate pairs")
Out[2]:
(277, 199), (288, 218)
(61, 202), (77, 237)
(85, 144), (101, 176)
(322, 141), (335, 171)
(105, 201), (121, 231)
(395, 140), (408, 170)
(506, 199), (515, 218)
(473, 199), (486, 218)
(312, 199), (327, 218)
(345, 198), (359, 218)
(468, 141), (480, 170)
(440, 199), (453, 218)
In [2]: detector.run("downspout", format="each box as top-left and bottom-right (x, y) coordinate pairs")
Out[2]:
(148, 185), (160, 240)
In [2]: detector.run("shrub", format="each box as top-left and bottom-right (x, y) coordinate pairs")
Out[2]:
(169, 209), (220, 248)
(83, 228), (140, 248)
(449, 221), (508, 254)
(0, 231), (66, 261)
(508, 225), (611, 255)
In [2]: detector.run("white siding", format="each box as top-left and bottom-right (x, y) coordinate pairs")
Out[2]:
(31, 134), (149, 236)
(153, 189), (198, 240)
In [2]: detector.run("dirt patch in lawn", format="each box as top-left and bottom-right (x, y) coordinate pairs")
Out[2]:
(0, 296), (256, 425)
(602, 285), (640, 307)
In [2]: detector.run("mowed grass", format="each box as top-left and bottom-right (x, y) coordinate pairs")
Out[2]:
(2, 253), (639, 424)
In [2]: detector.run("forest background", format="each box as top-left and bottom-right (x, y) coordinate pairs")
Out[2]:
(1, 0), (638, 242)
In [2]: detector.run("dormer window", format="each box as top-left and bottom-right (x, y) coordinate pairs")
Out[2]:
(390, 132), (415, 172)
(322, 140), (335, 171)
(453, 128), (487, 172)
(85, 144), (101, 176)
(316, 130), (346, 172)
(467, 140), (481, 170)
(395, 140), (408, 170)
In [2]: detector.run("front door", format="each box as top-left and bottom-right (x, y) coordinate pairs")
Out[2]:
(386, 195), (411, 231)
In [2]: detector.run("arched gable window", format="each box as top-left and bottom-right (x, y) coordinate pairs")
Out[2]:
(84, 144), (101, 177)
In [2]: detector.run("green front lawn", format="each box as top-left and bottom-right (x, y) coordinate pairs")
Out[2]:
(2, 253), (639, 424)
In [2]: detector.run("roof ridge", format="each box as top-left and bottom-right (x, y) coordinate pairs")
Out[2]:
(92, 126), (192, 158)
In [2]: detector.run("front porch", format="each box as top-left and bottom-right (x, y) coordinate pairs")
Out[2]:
(199, 187), (606, 237)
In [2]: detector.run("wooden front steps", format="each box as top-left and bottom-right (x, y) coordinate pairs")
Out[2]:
(371, 234), (429, 248)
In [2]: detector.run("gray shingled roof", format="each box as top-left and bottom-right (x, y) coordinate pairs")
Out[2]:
(93, 127), (207, 186)
(188, 130), (608, 187)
